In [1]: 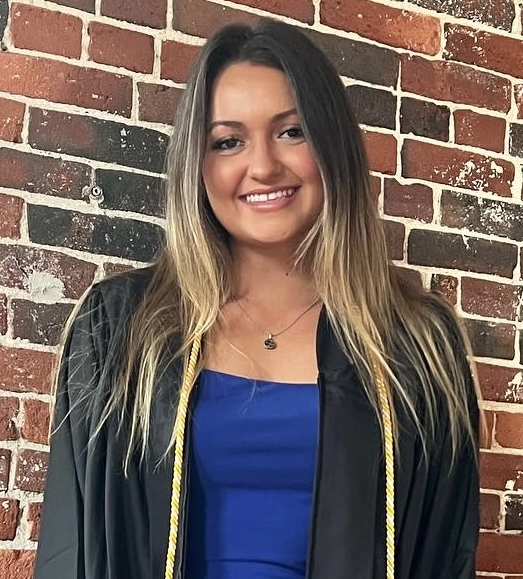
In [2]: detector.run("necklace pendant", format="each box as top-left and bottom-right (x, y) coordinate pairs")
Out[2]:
(263, 334), (277, 350)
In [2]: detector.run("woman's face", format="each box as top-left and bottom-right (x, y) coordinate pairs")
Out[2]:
(202, 62), (324, 252)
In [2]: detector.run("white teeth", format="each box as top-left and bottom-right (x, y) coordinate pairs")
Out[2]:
(244, 188), (296, 204)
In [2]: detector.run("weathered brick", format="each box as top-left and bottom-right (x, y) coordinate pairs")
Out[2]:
(454, 110), (505, 153)
(408, 229), (517, 278)
(401, 55), (511, 113)
(0, 294), (6, 335)
(161, 41), (201, 84)
(15, 450), (48, 493)
(47, 0), (94, 12)
(101, 0), (166, 28)
(383, 220), (404, 261)
(463, 318), (515, 360)
(0, 450), (10, 491)
(0, 499), (20, 541)
(103, 262), (134, 276)
(29, 109), (168, 173)
(95, 169), (165, 217)
(12, 300), (74, 346)
(22, 399), (49, 446)
(0, 97), (24, 142)
(516, 85), (523, 120)
(410, 0), (514, 31)
(480, 493), (500, 530)
(0, 244), (97, 300)
(383, 179), (433, 223)
(461, 278), (522, 321)
(477, 533), (523, 573)
(496, 412), (523, 449)
(89, 22), (154, 74)
(363, 131), (396, 175)
(228, 0), (313, 23)
(400, 98), (449, 142)
(476, 363), (523, 404)
(11, 4), (82, 59)
(138, 83), (182, 124)
(0, 194), (23, 239)
(346, 85), (396, 130)
(0, 0), (8, 40)
(0, 398), (18, 441)
(505, 494), (523, 531)
(0, 148), (91, 200)
(430, 274), (458, 305)
(0, 53), (132, 116)
(28, 205), (164, 262)
(27, 502), (42, 541)
(481, 452), (523, 491)
(402, 140), (514, 197)
(509, 124), (523, 159)
(445, 24), (523, 79)
(321, 0), (440, 55)
(0, 347), (55, 394)
(0, 551), (35, 579)
(441, 190), (523, 241)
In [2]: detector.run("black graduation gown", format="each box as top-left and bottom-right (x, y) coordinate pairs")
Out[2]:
(34, 268), (479, 579)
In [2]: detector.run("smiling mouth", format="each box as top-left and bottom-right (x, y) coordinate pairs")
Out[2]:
(243, 187), (297, 204)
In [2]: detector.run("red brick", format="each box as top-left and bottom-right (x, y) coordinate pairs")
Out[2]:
(383, 179), (433, 222)
(0, 551), (35, 579)
(173, 0), (258, 38)
(480, 492), (500, 530)
(15, 450), (48, 493)
(228, 0), (313, 24)
(0, 450), (11, 491)
(454, 110), (506, 154)
(0, 194), (23, 239)
(384, 220), (404, 261)
(401, 55), (511, 113)
(401, 140), (514, 197)
(480, 451), (523, 491)
(0, 398), (19, 442)
(445, 24), (523, 80)
(27, 502), (42, 541)
(0, 500), (20, 541)
(161, 41), (201, 84)
(321, 0), (440, 55)
(0, 294), (6, 335)
(89, 22), (154, 74)
(363, 131), (396, 175)
(0, 347), (55, 395)
(10, 4), (82, 59)
(49, 0), (94, 11)
(138, 83), (183, 124)
(0, 97), (24, 143)
(101, 0), (166, 28)
(477, 533), (523, 573)
(516, 85), (523, 120)
(395, 267), (422, 288)
(22, 400), (50, 446)
(0, 244), (97, 300)
(495, 412), (523, 449)
(461, 278), (522, 321)
(0, 53), (132, 116)
(477, 363), (523, 405)
(430, 274), (458, 305)
(481, 410), (495, 450)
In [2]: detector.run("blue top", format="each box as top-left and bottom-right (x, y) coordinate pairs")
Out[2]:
(186, 369), (319, 579)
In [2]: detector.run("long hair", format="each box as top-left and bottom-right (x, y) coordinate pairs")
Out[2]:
(90, 20), (477, 470)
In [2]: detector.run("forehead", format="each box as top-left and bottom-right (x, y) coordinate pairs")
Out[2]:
(208, 62), (296, 120)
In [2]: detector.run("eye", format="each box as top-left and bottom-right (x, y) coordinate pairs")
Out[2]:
(211, 137), (243, 151)
(280, 126), (305, 140)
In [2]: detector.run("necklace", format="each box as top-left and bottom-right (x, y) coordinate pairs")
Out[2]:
(233, 297), (321, 350)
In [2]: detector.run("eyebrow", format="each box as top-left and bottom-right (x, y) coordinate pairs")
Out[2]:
(208, 107), (298, 130)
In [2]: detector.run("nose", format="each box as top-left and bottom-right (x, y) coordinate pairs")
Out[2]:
(247, 138), (283, 181)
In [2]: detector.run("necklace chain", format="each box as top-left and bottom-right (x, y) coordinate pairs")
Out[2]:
(233, 297), (320, 350)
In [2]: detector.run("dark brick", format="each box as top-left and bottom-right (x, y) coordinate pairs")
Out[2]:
(506, 494), (523, 531)
(101, 0), (166, 28)
(346, 85), (396, 130)
(28, 205), (164, 262)
(29, 109), (168, 173)
(441, 190), (523, 242)
(408, 229), (517, 278)
(103, 262), (134, 276)
(15, 450), (48, 493)
(383, 179), (433, 222)
(95, 169), (165, 217)
(0, 0), (8, 42)
(431, 274), (458, 305)
(461, 277), (522, 321)
(0, 294), (6, 335)
(400, 97), (449, 141)
(138, 83), (182, 125)
(0, 148), (91, 199)
(509, 124), (523, 159)
(12, 300), (74, 346)
(463, 318), (515, 360)
(383, 220), (404, 260)
(0, 499), (19, 540)
(305, 29), (399, 88)
(47, 0), (94, 12)
(480, 493), (500, 530)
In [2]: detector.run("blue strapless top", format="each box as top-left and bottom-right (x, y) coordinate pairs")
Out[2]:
(185, 369), (319, 579)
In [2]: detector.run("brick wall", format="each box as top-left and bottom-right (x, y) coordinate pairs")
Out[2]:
(0, 0), (522, 576)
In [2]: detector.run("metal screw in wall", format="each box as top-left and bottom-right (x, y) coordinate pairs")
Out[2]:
(82, 184), (105, 205)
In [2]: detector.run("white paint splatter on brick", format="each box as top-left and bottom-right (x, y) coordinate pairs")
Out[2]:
(505, 372), (523, 403)
(25, 272), (65, 304)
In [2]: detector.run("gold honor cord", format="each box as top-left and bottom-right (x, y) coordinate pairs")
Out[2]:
(164, 341), (395, 579)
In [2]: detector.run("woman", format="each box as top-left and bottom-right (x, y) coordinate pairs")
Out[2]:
(35, 20), (479, 579)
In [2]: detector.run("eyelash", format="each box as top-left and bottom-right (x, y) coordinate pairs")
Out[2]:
(210, 126), (304, 151)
